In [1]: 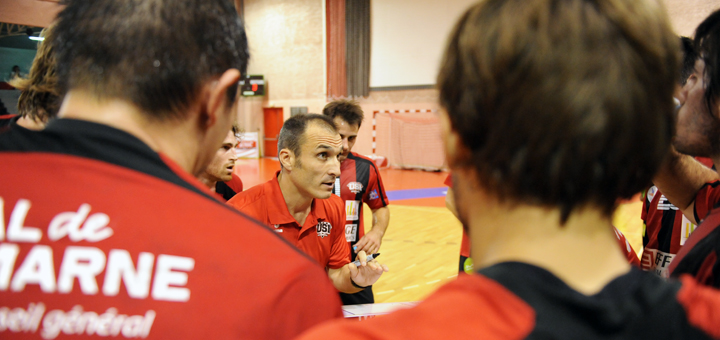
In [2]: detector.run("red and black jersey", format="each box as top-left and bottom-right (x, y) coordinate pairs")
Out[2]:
(298, 262), (720, 339)
(692, 180), (720, 223)
(640, 186), (698, 276)
(641, 158), (714, 277)
(215, 173), (243, 201)
(668, 180), (720, 287)
(332, 152), (388, 254)
(670, 201), (720, 288)
(0, 119), (342, 339)
(613, 227), (640, 266)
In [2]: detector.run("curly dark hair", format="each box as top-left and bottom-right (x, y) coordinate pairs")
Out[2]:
(323, 99), (364, 127)
(695, 10), (720, 118)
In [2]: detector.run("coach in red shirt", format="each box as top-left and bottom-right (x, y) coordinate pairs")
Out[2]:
(228, 113), (388, 293)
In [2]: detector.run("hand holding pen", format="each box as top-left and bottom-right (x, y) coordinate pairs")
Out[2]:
(349, 250), (389, 289)
(352, 252), (380, 267)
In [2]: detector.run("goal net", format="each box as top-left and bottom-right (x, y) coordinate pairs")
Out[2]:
(373, 110), (445, 171)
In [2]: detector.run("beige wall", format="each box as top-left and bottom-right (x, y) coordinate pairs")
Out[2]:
(240, 0), (720, 157)
(0, 0), (62, 27)
(664, 0), (720, 37)
(239, 0), (326, 155)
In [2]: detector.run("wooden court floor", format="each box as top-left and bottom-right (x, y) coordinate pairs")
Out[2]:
(235, 158), (644, 303)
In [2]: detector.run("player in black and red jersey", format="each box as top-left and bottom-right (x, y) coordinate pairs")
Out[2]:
(298, 0), (720, 338)
(0, 1), (343, 339)
(654, 9), (720, 287)
(322, 100), (390, 305)
(640, 37), (714, 277)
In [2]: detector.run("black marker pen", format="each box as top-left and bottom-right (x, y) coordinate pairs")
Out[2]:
(352, 253), (380, 266)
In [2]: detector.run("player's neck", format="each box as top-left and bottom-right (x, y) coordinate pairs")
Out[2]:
(277, 171), (313, 224)
(16, 115), (45, 130)
(467, 194), (631, 295)
(197, 174), (218, 191)
(58, 90), (206, 176)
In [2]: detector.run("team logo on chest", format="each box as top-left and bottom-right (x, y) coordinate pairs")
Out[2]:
(347, 182), (363, 194)
(316, 221), (332, 238)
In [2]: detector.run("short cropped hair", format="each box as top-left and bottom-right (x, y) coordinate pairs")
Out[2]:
(322, 100), (364, 127)
(9, 23), (60, 123)
(438, 0), (678, 221)
(679, 37), (698, 86)
(695, 9), (720, 115)
(278, 114), (337, 161)
(54, 0), (249, 121)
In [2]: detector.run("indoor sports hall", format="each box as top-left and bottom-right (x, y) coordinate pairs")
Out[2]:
(234, 124), (645, 305)
(0, 0), (714, 316)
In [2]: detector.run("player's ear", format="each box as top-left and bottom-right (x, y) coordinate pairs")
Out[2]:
(199, 69), (241, 131)
(279, 148), (295, 170)
(207, 69), (241, 120)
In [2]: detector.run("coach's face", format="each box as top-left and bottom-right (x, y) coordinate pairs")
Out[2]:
(675, 59), (720, 157)
(290, 122), (343, 199)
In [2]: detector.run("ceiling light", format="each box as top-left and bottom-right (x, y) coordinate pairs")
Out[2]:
(29, 36), (44, 41)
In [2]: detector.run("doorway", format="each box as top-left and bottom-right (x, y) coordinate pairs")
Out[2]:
(263, 107), (283, 158)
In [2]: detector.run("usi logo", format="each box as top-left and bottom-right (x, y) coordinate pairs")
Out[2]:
(316, 222), (332, 238)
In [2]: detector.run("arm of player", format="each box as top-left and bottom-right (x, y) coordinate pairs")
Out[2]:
(354, 206), (390, 254)
(653, 148), (719, 224)
(327, 251), (389, 293)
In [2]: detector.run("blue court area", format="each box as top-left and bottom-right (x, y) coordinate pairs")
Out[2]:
(386, 187), (448, 201)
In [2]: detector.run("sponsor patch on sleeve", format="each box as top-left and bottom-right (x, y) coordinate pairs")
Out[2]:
(369, 189), (379, 200)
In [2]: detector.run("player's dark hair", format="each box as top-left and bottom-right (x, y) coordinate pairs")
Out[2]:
(679, 37), (698, 86)
(438, 0), (678, 222)
(323, 99), (364, 127)
(695, 9), (720, 117)
(278, 114), (337, 163)
(53, 0), (248, 121)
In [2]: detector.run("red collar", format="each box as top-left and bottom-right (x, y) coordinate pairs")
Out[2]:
(264, 171), (328, 231)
